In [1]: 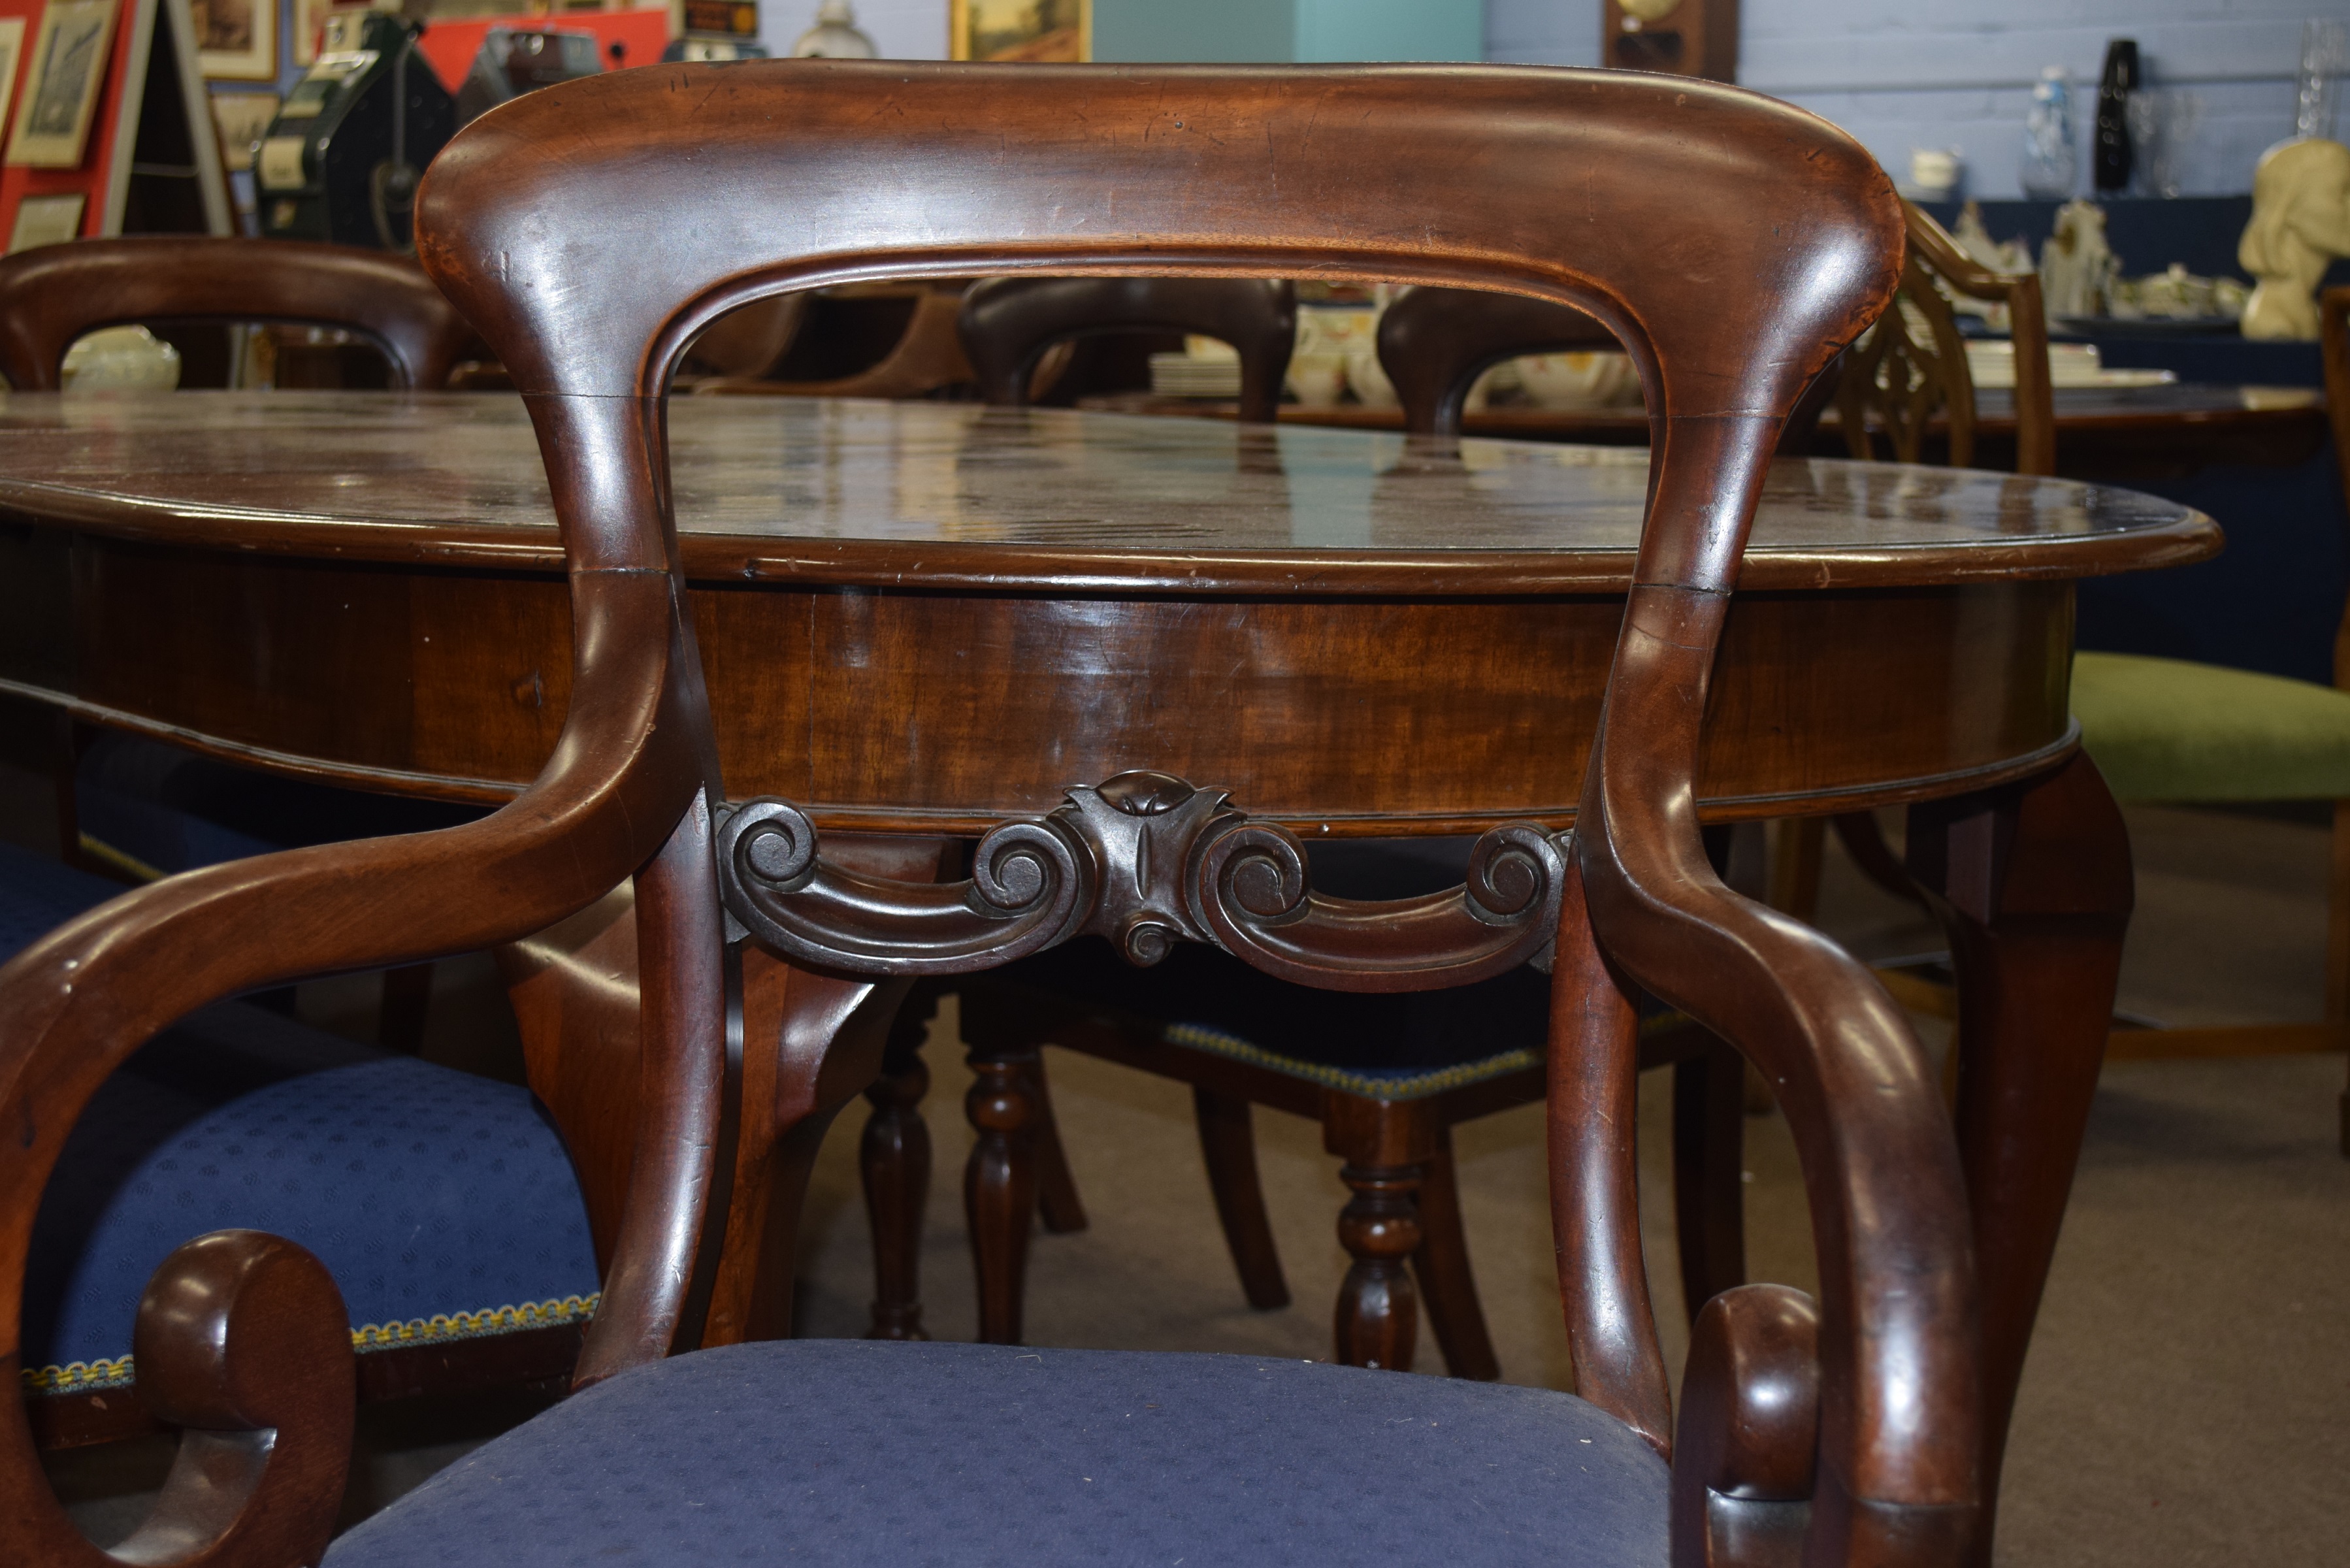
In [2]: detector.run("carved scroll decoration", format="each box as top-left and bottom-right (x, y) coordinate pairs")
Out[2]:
(715, 770), (1570, 990)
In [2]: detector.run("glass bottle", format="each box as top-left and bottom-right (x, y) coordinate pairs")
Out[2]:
(2300, 18), (2348, 142)
(2020, 68), (2078, 200)
(2093, 39), (2140, 194)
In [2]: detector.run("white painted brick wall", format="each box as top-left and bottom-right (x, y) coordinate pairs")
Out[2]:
(1484, 0), (2338, 195)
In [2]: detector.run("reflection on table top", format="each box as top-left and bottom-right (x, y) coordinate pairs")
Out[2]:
(1097, 382), (2324, 433)
(0, 391), (2217, 595)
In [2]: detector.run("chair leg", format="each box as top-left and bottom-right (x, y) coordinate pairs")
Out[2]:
(2332, 801), (2350, 1157)
(964, 1041), (1040, 1345)
(1411, 1124), (1501, 1380)
(1767, 816), (1825, 924)
(1192, 1087), (1290, 1310)
(861, 988), (935, 1340)
(1324, 1094), (1431, 1373)
(1832, 809), (1927, 906)
(1671, 1036), (1748, 1324)
(1025, 1053), (1089, 1233)
(378, 962), (434, 1053)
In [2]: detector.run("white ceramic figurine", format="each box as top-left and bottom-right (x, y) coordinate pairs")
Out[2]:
(2239, 137), (2350, 340)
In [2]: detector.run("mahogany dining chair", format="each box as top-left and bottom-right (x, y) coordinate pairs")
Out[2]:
(0, 235), (483, 1037)
(0, 237), (629, 1455)
(5, 59), (1979, 1567)
(2071, 284), (2350, 1092)
(960, 275), (1296, 421)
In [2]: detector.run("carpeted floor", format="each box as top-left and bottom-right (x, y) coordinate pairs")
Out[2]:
(28, 787), (2350, 1563)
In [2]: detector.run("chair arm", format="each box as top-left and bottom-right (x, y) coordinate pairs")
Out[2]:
(0, 570), (717, 1562)
(2, 1231), (355, 1567)
(1580, 577), (1982, 1565)
(1671, 1285), (1818, 1568)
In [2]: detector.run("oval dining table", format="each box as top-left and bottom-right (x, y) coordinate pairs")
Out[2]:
(0, 390), (2218, 1554)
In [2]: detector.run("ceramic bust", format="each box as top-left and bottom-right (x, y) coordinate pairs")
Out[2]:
(792, 0), (879, 58)
(2239, 137), (2350, 340)
(2039, 199), (2118, 318)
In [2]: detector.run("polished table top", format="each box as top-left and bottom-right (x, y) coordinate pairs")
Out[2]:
(0, 391), (2215, 593)
(1090, 382), (2329, 480)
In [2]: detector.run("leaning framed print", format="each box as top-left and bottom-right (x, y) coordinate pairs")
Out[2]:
(8, 0), (119, 167)
(949, 0), (1088, 63)
(190, 0), (270, 80)
(6, 188), (78, 248)
(0, 19), (25, 132)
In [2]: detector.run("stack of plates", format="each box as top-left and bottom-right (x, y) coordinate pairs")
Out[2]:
(1150, 352), (1243, 399)
(1964, 341), (2177, 390)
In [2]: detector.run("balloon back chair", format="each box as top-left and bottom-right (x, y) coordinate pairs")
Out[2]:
(0, 236), (633, 1460)
(0, 237), (486, 1051)
(4, 61), (1978, 1567)
(959, 274), (1296, 420)
(2068, 284), (2350, 1089)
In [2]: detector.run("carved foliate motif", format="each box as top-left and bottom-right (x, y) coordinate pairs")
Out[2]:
(715, 770), (1570, 991)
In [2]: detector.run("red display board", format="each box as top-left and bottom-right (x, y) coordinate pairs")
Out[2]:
(0, 0), (144, 244)
(412, 9), (673, 97)
(0, 0), (224, 248)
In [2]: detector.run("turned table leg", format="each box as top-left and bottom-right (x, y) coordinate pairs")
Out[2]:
(965, 1042), (1041, 1345)
(1907, 750), (2132, 1567)
(1323, 1095), (1433, 1373)
(861, 987), (936, 1340)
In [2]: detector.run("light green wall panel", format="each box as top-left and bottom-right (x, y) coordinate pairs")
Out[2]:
(1294, 0), (1482, 62)
(1092, 0), (1294, 63)
(1092, 0), (1478, 64)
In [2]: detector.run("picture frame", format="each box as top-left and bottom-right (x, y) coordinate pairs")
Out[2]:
(7, 0), (120, 169)
(205, 86), (274, 172)
(191, 0), (271, 81)
(949, 0), (1088, 63)
(0, 20), (27, 137)
(7, 189), (82, 250)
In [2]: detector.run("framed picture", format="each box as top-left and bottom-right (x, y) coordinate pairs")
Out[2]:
(7, 189), (83, 250)
(206, 87), (274, 172)
(191, 0), (272, 81)
(7, 0), (120, 169)
(949, 0), (1088, 63)
(0, 20), (26, 135)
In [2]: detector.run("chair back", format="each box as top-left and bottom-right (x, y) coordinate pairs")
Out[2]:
(960, 276), (1295, 421)
(409, 61), (1971, 1562)
(0, 236), (474, 391)
(1834, 204), (2055, 474)
(1376, 285), (1619, 434)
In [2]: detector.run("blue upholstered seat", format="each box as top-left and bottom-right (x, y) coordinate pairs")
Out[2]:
(325, 1340), (1668, 1568)
(1, 841), (597, 1396)
(76, 732), (486, 879)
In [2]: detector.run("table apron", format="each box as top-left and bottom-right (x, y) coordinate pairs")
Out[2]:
(0, 529), (2078, 831)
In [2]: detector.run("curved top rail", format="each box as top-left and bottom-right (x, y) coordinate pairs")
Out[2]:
(0, 237), (474, 392)
(417, 61), (1901, 591)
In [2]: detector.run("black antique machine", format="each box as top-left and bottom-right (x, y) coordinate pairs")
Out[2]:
(255, 11), (455, 252)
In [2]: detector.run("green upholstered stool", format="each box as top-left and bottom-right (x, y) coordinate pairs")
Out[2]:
(2071, 651), (2350, 804)
(2069, 649), (2350, 1071)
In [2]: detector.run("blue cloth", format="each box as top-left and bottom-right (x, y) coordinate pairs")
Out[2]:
(326, 1340), (1668, 1568)
(1, 842), (597, 1387)
(76, 732), (487, 877)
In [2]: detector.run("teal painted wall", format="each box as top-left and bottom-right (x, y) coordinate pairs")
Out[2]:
(1294, 0), (1480, 63)
(1093, 0), (1477, 64)
(1092, 0), (1294, 63)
